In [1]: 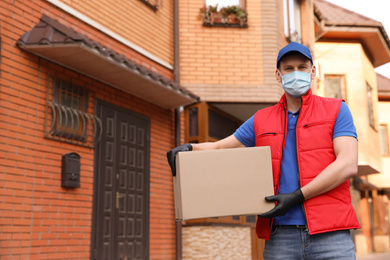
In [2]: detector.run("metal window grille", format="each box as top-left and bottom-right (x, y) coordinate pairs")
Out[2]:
(232, 215), (240, 221)
(245, 215), (256, 223)
(45, 76), (102, 148)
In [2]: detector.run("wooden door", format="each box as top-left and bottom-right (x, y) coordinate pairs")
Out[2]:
(92, 100), (150, 260)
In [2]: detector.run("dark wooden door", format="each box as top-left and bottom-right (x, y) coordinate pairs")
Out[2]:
(92, 100), (150, 260)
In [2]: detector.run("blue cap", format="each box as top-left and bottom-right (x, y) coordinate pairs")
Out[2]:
(276, 42), (313, 68)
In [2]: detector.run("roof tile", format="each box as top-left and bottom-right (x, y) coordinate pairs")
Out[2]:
(377, 73), (390, 94)
(314, 0), (382, 27)
(17, 14), (198, 102)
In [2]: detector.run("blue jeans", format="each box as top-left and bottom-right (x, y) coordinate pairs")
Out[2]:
(263, 226), (356, 260)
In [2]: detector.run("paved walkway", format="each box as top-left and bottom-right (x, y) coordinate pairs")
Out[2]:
(357, 252), (390, 259)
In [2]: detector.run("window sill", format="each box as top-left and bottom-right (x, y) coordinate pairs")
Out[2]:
(202, 22), (248, 28)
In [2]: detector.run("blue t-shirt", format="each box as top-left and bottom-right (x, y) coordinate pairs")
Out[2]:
(233, 102), (357, 225)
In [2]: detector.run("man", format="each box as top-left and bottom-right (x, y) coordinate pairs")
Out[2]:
(167, 42), (360, 259)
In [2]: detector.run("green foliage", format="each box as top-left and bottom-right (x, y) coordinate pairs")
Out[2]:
(208, 4), (218, 13)
(199, 4), (248, 25)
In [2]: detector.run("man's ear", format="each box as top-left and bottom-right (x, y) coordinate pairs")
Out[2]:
(275, 69), (282, 84)
(311, 65), (317, 80)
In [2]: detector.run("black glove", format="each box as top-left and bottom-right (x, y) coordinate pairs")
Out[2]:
(258, 189), (305, 218)
(166, 143), (192, 176)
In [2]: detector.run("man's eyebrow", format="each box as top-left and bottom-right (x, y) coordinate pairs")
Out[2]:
(283, 62), (308, 67)
(281, 65), (293, 70)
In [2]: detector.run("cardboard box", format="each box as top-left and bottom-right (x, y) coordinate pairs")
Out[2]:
(174, 146), (275, 221)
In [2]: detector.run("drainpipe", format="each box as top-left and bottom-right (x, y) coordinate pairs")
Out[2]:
(173, 0), (182, 259)
(174, 108), (182, 260)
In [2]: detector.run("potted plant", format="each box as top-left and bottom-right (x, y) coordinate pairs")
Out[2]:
(236, 8), (248, 26)
(226, 5), (240, 24)
(199, 5), (209, 23)
(199, 5), (248, 27)
(208, 4), (220, 25)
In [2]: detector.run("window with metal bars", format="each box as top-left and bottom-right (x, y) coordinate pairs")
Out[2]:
(45, 77), (102, 148)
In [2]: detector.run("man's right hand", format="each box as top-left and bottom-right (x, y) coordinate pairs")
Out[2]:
(166, 143), (192, 176)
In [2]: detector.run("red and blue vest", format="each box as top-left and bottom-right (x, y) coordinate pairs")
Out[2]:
(254, 90), (360, 240)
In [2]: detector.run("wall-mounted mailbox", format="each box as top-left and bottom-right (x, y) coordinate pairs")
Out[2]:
(61, 152), (80, 188)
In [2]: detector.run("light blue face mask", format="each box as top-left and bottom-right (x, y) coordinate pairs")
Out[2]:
(280, 71), (312, 98)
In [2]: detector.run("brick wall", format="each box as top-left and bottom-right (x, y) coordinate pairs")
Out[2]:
(178, 0), (316, 103)
(0, 0), (176, 259)
(178, 0), (284, 103)
(300, 0), (315, 50)
(60, 0), (175, 66)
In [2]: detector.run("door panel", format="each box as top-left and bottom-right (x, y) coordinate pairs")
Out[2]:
(92, 101), (150, 260)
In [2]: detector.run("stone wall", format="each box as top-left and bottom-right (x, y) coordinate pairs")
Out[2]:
(182, 226), (251, 260)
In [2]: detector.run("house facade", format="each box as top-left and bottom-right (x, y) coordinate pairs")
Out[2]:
(368, 73), (390, 252)
(0, 0), (197, 259)
(1, 0), (390, 259)
(177, 0), (315, 259)
(178, 0), (390, 258)
(314, 0), (390, 256)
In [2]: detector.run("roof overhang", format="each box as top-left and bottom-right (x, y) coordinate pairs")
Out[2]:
(357, 162), (381, 176)
(377, 73), (390, 100)
(317, 25), (390, 67)
(17, 15), (199, 109)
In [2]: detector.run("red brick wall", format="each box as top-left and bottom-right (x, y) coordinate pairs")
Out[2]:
(179, 0), (266, 100)
(178, 0), (316, 103)
(0, 0), (176, 259)
(60, 0), (175, 66)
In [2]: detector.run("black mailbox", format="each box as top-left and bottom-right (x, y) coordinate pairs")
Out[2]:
(61, 153), (80, 188)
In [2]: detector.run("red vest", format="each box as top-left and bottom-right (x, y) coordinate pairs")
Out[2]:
(254, 90), (360, 240)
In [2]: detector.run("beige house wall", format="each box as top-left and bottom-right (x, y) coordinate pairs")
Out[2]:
(314, 42), (382, 174)
(369, 101), (390, 188)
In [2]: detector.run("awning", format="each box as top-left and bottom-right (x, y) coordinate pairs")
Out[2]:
(17, 15), (199, 109)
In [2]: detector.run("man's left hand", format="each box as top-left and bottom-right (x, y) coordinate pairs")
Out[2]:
(258, 189), (305, 218)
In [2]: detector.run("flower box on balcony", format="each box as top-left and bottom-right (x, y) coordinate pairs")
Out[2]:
(200, 5), (248, 28)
